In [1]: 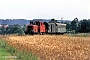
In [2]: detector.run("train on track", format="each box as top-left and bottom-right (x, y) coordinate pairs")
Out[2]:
(25, 20), (66, 35)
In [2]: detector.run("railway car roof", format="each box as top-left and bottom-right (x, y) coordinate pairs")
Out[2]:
(56, 23), (66, 26)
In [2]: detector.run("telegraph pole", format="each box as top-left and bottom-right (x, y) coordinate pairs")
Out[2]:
(61, 17), (63, 23)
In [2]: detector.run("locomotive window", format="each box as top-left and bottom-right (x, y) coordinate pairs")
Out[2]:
(36, 21), (40, 26)
(27, 26), (33, 30)
(34, 22), (36, 25)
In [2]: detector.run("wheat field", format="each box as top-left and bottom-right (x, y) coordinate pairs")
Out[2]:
(5, 35), (90, 60)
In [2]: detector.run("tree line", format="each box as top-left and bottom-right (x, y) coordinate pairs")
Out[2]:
(0, 24), (26, 35)
(0, 18), (90, 35)
(66, 18), (90, 33)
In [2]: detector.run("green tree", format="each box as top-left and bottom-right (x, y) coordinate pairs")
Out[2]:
(66, 23), (71, 31)
(71, 18), (78, 33)
(0, 30), (2, 34)
(6, 24), (25, 35)
(78, 19), (90, 33)
(0, 24), (25, 35)
(22, 25), (26, 31)
(0, 25), (6, 35)
(87, 19), (90, 32)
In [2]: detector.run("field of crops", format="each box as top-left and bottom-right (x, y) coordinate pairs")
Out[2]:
(5, 35), (90, 60)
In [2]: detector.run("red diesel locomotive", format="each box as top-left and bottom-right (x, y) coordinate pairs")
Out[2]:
(25, 21), (48, 35)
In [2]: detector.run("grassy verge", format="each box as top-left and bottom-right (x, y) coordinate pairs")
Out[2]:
(66, 33), (90, 37)
(0, 46), (11, 60)
(0, 39), (38, 60)
(0, 40), (16, 60)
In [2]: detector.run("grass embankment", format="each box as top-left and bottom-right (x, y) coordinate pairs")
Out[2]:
(0, 40), (16, 60)
(0, 45), (11, 60)
(0, 39), (38, 60)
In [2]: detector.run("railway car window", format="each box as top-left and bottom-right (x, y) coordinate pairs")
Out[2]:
(30, 21), (33, 24)
(36, 21), (40, 26)
(51, 25), (52, 32)
(34, 22), (36, 25)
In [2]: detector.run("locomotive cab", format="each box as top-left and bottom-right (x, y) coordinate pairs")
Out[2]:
(27, 25), (33, 32)
(26, 25), (38, 34)
(25, 21), (48, 35)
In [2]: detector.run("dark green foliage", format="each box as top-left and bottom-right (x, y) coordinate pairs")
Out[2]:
(78, 19), (90, 33)
(0, 25), (6, 35)
(66, 18), (79, 33)
(71, 18), (78, 33)
(0, 24), (25, 35)
(22, 25), (26, 31)
(66, 18), (90, 33)
(66, 23), (71, 31)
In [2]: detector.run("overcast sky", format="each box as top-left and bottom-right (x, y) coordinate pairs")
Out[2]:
(0, 0), (89, 20)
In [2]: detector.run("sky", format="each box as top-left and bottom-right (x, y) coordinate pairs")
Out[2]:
(0, 0), (90, 20)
